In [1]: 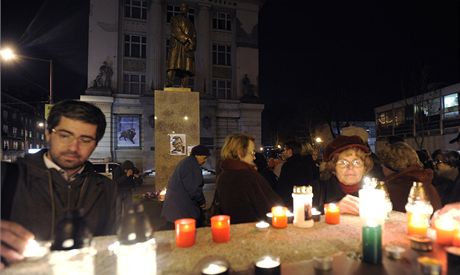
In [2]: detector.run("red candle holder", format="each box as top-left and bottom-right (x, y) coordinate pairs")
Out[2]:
(324, 203), (340, 225)
(271, 206), (288, 229)
(453, 229), (460, 247)
(175, 218), (196, 248)
(211, 215), (230, 243)
(435, 218), (457, 246)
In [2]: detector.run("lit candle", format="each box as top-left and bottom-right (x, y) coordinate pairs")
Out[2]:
(324, 203), (340, 225)
(454, 229), (460, 247)
(271, 206), (288, 228)
(23, 239), (49, 259)
(311, 207), (321, 222)
(407, 212), (429, 236)
(175, 218), (196, 248)
(255, 256), (281, 275)
(211, 215), (230, 243)
(434, 217), (456, 246)
(201, 261), (229, 275)
(362, 220), (382, 264)
(256, 221), (270, 229)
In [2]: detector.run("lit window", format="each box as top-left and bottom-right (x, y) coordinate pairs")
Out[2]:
(212, 79), (232, 99)
(444, 93), (459, 118)
(213, 12), (232, 31)
(124, 34), (147, 58)
(212, 43), (231, 66)
(123, 73), (146, 94)
(124, 0), (147, 20)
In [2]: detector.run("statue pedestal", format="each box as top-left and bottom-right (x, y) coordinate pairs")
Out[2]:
(154, 90), (200, 191)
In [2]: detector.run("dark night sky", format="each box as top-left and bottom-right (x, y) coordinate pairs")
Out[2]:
(2, 0), (460, 135)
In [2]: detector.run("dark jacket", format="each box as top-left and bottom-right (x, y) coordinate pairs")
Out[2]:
(161, 156), (206, 223)
(1, 150), (117, 241)
(275, 154), (315, 209)
(216, 159), (283, 224)
(311, 176), (360, 214)
(384, 166), (442, 212)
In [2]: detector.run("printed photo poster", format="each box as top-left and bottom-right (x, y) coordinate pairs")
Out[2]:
(169, 134), (186, 155)
(116, 115), (141, 148)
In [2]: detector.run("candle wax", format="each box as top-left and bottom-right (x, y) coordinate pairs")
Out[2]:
(325, 204), (340, 225)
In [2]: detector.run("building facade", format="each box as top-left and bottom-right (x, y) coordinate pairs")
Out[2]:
(83, 0), (264, 171)
(374, 82), (460, 153)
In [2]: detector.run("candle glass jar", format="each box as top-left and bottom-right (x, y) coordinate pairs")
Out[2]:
(271, 206), (288, 229)
(324, 203), (340, 225)
(292, 185), (314, 228)
(175, 218), (196, 248)
(211, 215), (230, 243)
(405, 182), (433, 236)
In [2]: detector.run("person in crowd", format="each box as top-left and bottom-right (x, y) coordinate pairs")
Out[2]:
(254, 152), (278, 189)
(161, 145), (210, 229)
(215, 134), (282, 224)
(431, 150), (460, 205)
(275, 140), (315, 208)
(312, 135), (374, 215)
(378, 141), (442, 212)
(0, 100), (116, 269)
(132, 167), (143, 187)
(341, 125), (384, 179)
(417, 149), (434, 170)
(114, 160), (137, 218)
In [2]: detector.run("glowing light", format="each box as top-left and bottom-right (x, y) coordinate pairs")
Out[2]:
(315, 137), (323, 143)
(0, 47), (16, 61)
(183, 116), (189, 120)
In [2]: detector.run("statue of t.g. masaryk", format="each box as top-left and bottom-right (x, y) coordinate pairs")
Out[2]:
(166, 3), (196, 88)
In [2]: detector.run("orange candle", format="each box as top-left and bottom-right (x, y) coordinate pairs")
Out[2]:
(435, 218), (457, 246)
(407, 212), (429, 236)
(211, 215), (230, 243)
(453, 229), (460, 247)
(271, 206), (288, 228)
(324, 203), (340, 225)
(175, 218), (196, 248)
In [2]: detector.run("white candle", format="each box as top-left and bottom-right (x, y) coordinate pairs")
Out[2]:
(255, 221), (270, 229)
(202, 263), (228, 274)
(255, 256), (280, 268)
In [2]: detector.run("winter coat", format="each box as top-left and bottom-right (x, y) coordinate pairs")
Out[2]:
(161, 156), (205, 223)
(216, 159), (283, 224)
(311, 176), (360, 214)
(1, 150), (117, 240)
(384, 166), (442, 212)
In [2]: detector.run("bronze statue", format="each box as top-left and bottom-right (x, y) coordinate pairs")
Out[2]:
(93, 61), (113, 89)
(166, 3), (196, 87)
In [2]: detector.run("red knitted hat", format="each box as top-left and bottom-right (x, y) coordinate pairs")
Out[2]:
(323, 135), (370, 161)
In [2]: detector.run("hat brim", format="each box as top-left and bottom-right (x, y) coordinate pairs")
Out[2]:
(325, 144), (370, 161)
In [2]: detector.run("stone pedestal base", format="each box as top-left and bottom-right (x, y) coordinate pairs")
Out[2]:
(154, 90), (200, 191)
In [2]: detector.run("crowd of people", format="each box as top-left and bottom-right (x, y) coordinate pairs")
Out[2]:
(1, 99), (460, 269)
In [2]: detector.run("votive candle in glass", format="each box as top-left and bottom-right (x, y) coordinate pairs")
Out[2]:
(255, 256), (281, 275)
(362, 220), (382, 264)
(311, 207), (321, 222)
(453, 229), (460, 247)
(175, 218), (196, 248)
(271, 206), (288, 229)
(324, 203), (340, 225)
(407, 212), (429, 236)
(434, 217), (456, 246)
(211, 215), (230, 243)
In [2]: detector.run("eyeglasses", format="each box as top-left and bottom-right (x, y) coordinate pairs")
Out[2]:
(336, 159), (364, 169)
(51, 129), (96, 146)
(433, 160), (446, 165)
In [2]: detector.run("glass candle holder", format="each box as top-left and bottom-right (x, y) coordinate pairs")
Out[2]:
(324, 203), (340, 225)
(211, 215), (230, 243)
(271, 206), (288, 229)
(434, 217), (456, 246)
(175, 218), (196, 248)
(362, 220), (382, 264)
(407, 212), (430, 236)
(254, 256), (280, 275)
(201, 260), (229, 275)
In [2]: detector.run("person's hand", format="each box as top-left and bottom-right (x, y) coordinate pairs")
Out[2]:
(337, 194), (360, 215)
(0, 220), (34, 269)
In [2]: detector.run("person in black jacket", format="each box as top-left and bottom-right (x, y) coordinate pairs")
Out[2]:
(114, 160), (137, 218)
(275, 140), (315, 209)
(0, 100), (116, 269)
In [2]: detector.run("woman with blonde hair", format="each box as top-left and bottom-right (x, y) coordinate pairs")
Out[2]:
(215, 133), (282, 224)
(378, 141), (441, 212)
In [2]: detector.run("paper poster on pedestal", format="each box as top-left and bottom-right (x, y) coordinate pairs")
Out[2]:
(169, 134), (186, 155)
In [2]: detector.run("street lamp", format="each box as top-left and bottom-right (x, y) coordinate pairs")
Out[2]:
(0, 47), (53, 104)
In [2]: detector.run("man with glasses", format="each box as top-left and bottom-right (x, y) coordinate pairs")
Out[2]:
(1, 100), (116, 269)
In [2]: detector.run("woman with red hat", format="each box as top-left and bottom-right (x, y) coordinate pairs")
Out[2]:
(312, 135), (374, 215)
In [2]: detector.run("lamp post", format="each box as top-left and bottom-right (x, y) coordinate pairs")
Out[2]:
(0, 47), (53, 104)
